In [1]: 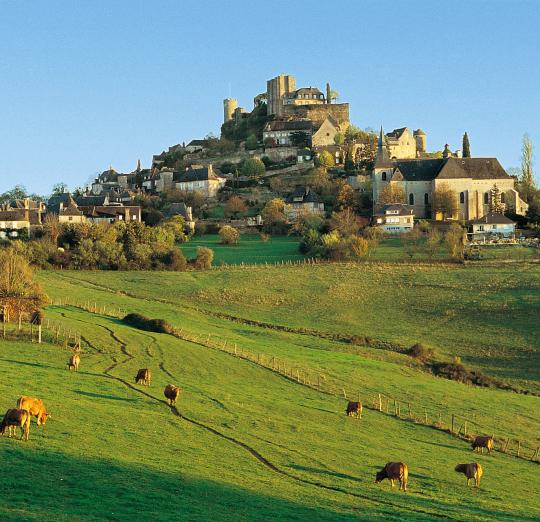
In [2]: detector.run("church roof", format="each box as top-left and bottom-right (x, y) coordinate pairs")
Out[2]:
(382, 157), (511, 182)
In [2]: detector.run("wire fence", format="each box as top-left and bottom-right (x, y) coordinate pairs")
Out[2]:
(11, 297), (539, 465)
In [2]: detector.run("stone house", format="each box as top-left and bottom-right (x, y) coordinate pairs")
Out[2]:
(263, 120), (312, 147)
(284, 186), (324, 222)
(467, 213), (516, 240)
(185, 140), (208, 153)
(59, 200), (86, 224)
(311, 117), (340, 148)
(372, 129), (528, 220)
(80, 205), (141, 224)
(373, 204), (415, 234)
(174, 165), (226, 198)
(384, 127), (427, 159)
(0, 210), (30, 239)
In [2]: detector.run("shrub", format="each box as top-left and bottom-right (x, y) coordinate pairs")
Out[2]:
(259, 232), (269, 242)
(122, 313), (174, 334)
(194, 246), (214, 270)
(407, 343), (434, 362)
(194, 222), (207, 236)
(166, 248), (187, 271)
(219, 225), (240, 245)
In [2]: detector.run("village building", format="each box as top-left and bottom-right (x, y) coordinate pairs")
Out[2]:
(0, 209), (30, 239)
(174, 165), (226, 197)
(59, 198), (86, 223)
(168, 202), (195, 232)
(263, 120), (312, 147)
(383, 127), (427, 159)
(467, 213), (516, 240)
(284, 186), (324, 222)
(373, 204), (415, 234)
(185, 140), (209, 153)
(372, 128), (528, 220)
(79, 205), (141, 224)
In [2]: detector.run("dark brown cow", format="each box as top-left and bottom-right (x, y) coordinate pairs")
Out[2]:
(471, 436), (494, 454)
(68, 353), (80, 371)
(346, 401), (363, 418)
(455, 463), (483, 487)
(17, 396), (50, 426)
(375, 462), (408, 491)
(135, 368), (151, 386)
(164, 384), (181, 406)
(0, 408), (31, 440)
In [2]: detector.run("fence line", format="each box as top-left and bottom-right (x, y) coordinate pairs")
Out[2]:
(19, 298), (540, 464)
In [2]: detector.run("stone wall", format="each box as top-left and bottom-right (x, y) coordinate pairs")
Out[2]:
(284, 103), (350, 130)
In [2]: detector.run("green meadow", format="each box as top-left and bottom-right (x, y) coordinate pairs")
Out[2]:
(0, 264), (537, 520)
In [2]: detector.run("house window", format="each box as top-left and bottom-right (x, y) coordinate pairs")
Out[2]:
(409, 193), (414, 205)
(484, 192), (489, 204)
(501, 192), (506, 203)
(460, 192), (465, 204)
(479, 225), (484, 231)
(381, 172), (387, 181)
(424, 193), (429, 205)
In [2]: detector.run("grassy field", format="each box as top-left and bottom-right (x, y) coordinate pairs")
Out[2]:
(179, 234), (305, 265)
(0, 265), (537, 520)
(1, 315), (538, 520)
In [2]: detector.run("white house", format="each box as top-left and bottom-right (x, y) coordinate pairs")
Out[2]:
(467, 212), (516, 240)
(373, 204), (415, 234)
(284, 186), (324, 222)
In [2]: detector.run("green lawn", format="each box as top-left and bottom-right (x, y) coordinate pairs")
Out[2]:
(180, 234), (305, 265)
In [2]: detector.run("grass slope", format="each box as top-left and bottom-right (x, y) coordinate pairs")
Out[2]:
(1, 311), (539, 520)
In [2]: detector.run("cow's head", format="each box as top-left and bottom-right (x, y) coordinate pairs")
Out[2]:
(375, 470), (386, 483)
(38, 412), (50, 426)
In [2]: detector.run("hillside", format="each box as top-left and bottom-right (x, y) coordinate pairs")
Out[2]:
(0, 266), (537, 520)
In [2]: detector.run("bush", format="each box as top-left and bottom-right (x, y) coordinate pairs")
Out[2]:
(122, 313), (174, 334)
(259, 232), (270, 242)
(194, 222), (207, 236)
(166, 248), (187, 271)
(219, 225), (240, 245)
(407, 343), (434, 362)
(194, 246), (214, 270)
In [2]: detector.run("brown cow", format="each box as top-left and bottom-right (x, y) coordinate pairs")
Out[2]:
(68, 353), (81, 371)
(455, 463), (483, 487)
(346, 401), (363, 418)
(375, 462), (408, 491)
(0, 408), (31, 440)
(471, 436), (494, 454)
(17, 396), (50, 427)
(164, 384), (181, 406)
(135, 368), (151, 386)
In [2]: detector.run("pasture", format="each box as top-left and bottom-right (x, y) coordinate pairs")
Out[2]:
(179, 234), (305, 265)
(0, 264), (537, 520)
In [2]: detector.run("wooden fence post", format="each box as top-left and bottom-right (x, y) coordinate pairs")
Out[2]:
(378, 394), (382, 412)
(464, 421), (468, 438)
(503, 438), (510, 453)
(408, 403), (412, 418)
(424, 409), (428, 425)
(234, 344), (237, 356)
(451, 414), (455, 434)
(342, 388), (347, 399)
(393, 399), (397, 416)
(517, 440), (521, 457)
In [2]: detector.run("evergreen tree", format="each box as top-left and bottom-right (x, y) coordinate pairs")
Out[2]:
(462, 132), (471, 158)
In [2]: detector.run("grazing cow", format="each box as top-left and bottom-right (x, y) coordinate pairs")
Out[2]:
(135, 368), (151, 386)
(455, 463), (483, 487)
(17, 396), (50, 427)
(375, 462), (408, 491)
(471, 436), (494, 454)
(164, 384), (181, 406)
(68, 353), (81, 371)
(346, 401), (363, 418)
(0, 408), (31, 440)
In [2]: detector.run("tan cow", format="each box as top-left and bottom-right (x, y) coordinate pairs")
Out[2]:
(375, 462), (408, 491)
(346, 401), (363, 418)
(471, 436), (494, 454)
(164, 384), (181, 406)
(455, 463), (483, 487)
(135, 368), (151, 386)
(68, 353), (81, 371)
(1, 408), (31, 440)
(17, 396), (50, 427)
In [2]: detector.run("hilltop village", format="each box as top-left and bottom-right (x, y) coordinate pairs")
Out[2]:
(0, 73), (536, 265)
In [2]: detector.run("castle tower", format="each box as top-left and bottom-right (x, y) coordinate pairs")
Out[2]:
(413, 129), (426, 154)
(266, 74), (296, 116)
(223, 98), (238, 124)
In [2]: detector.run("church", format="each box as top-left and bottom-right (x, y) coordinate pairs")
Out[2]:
(372, 129), (528, 220)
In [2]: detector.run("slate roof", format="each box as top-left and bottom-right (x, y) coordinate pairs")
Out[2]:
(174, 165), (222, 183)
(381, 157), (511, 182)
(187, 140), (208, 147)
(294, 87), (324, 97)
(264, 120), (313, 132)
(468, 212), (516, 226)
(386, 127), (408, 141)
(0, 210), (28, 222)
(374, 204), (414, 217)
(74, 195), (109, 206)
(285, 186), (321, 204)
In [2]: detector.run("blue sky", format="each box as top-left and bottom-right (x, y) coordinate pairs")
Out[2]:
(1, 0), (539, 194)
